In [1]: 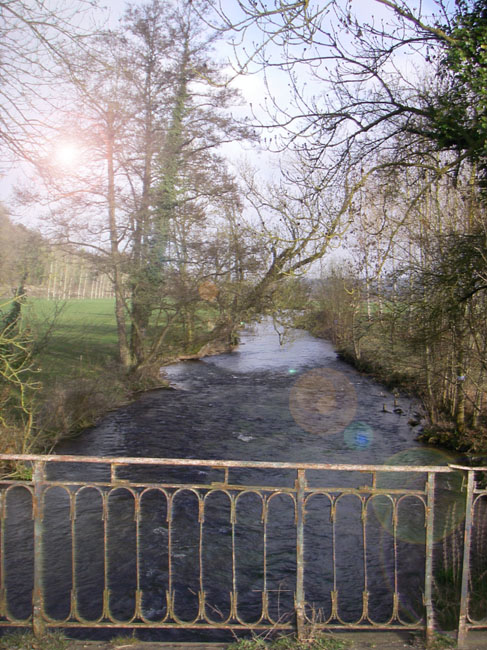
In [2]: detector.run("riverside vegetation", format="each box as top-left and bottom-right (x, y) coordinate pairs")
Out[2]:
(3, 267), (487, 463)
(298, 265), (487, 456)
(0, 292), (232, 463)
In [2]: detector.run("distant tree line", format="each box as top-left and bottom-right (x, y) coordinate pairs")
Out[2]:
(0, 206), (114, 300)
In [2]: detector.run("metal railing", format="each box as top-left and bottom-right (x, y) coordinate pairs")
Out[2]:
(0, 454), (485, 647)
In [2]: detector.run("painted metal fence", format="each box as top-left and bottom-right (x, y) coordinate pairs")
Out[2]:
(0, 454), (485, 647)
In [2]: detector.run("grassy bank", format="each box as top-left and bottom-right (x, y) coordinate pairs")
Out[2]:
(11, 297), (222, 452)
(297, 306), (419, 389)
(24, 298), (129, 447)
(32, 298), (120, 379)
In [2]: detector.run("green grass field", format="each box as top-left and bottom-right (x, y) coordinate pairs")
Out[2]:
(2, 294), (220, 448)
(28, 298), (119, 384)
(27, 297), (218, 384)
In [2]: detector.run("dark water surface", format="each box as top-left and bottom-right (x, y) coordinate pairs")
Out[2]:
(4, 321), (461, 641)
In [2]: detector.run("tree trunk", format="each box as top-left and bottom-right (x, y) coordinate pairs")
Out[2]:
(424, 343), (438, 424)
(107, 108), (131, 368)
(454, 326), (466, 435)
(130, 32), (190, 368)
(130, 60), (154, 367)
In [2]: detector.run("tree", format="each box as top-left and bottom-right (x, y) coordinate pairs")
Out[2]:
(431, 0), (487, 183)
(0, 287), (39, 453)
(125, 0), (252, 368)
(26, 0), (253, 376)
(0, 206), (48, 291)
(222, 152), (379, 331)
(209, 0), (487, 192)
(403, 225), (487, 434)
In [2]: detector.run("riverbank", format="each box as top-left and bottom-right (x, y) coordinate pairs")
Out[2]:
(337, 343), (487, 455)
(2, 298), (234, 458)
(70, 632), (487, 650)
(297, 308), (487, 456)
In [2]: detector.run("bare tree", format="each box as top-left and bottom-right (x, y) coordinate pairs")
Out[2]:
(22, 0), (253, 376)
(208, 0), (487, 192)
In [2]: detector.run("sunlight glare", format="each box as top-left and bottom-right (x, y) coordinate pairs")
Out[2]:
(54, 141), (81, 167)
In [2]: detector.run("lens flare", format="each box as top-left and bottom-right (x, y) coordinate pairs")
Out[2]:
(289, 368), (357, 435)
(344, 421), (373, 449)
(54, 141), (81, 167)
(373, 448), (465, 545)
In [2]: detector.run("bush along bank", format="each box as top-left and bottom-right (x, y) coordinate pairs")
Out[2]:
(296, 303), (487, 456)
(0, 298), (148, 463)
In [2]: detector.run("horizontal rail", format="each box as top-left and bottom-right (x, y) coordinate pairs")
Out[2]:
(0, 453), (478, 473)
(0, 480), (434, 496)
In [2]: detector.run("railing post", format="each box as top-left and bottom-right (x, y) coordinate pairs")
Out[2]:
(32, 461), (45, 638)
(424, 471), (436, 647)
(458, 469), (475, 649)
(295, 469), (306, 641)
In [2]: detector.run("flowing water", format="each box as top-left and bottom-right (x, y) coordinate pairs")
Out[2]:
(58, 319), (422, 463)
(2, 320), (461, 641)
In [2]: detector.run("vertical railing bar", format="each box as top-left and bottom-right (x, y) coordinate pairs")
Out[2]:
(262, 496), (268, 621)
(167, 492), (173, 619)
(134, 492), (141, 620)
(70, 491), (77, 620)
(198, 494), (205, 621)
(392, 498), (399, 621)
(32, 461), (45, 637)
(102, 491), (110, 619)
(231, 494), (237, 620)
(0, 491), (6, 618)
(295, 469), (306, 640)
(457, 469), (475, 650)
(331, 495), (338, 621)
(362, 496), (368, 621)
(424, 472), (436, 647)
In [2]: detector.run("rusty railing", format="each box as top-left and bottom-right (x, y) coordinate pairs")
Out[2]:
(0, 454), (485, 647)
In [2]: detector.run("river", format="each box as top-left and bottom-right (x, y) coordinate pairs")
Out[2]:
(2, 320), (462, 641)
(58, 319), (424, 464)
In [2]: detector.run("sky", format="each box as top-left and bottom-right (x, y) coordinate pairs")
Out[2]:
(0, 0), (447, 221)
(0, 0), (275, 209)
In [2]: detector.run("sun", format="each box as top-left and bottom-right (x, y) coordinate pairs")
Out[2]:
(53, 140), (81, 167)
